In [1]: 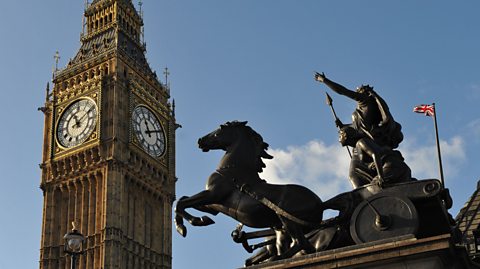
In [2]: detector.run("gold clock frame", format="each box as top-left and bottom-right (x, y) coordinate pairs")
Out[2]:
(54, 96), (100, 153)
(131, 103), (168, 159)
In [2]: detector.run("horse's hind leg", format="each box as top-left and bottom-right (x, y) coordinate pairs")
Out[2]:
(245, 244), (276, 267)
(278, 219), (315, 258)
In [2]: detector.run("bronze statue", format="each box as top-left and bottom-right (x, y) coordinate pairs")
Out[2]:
(174, 121), (325, 262)
(315, 72), (406, 188)
(175, 120), (453, 267)
(175, 75), (456, 267)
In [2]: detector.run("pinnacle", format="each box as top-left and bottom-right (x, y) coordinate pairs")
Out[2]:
(88, 0), (137, 12)
(90, 0), (132, 4)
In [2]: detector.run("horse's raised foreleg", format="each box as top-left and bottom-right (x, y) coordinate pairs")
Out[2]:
(174, 214), (187, 237)
(192, 205), (220, 216)
(174, 190), (217, 237)
(176, 195), (215, 225)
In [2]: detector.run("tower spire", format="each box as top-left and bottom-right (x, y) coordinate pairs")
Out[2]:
(164, 67), (170, 86)
(52, 51), (60, 79)
(54, 51), (60, 71)
(82, 0), (89, 36)
(139, 0), (145, 45)
(45, 82), (50, 102)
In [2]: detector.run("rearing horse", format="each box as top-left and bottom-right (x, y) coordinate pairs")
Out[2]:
(175, 121), (324, 259)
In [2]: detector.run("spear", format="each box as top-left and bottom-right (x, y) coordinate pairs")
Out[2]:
(325, 92), (352, 158)
(325, 92), (339, 124)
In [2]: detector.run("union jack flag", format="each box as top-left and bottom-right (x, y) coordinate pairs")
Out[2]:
(413, 104), (435, 116)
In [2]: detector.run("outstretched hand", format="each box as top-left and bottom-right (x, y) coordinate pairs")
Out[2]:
(314, 72), (326, 83)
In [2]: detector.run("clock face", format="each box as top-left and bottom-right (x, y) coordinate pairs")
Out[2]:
(57, 98), (98, 148)
(132, 106), (166, 157)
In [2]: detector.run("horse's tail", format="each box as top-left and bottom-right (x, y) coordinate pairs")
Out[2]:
(322, 191), (355, 221)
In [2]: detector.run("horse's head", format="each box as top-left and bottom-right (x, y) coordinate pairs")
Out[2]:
(198, 121), (244, 152)
(198, 121), (273, 172)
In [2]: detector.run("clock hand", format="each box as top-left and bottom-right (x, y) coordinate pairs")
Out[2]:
(77, 108), (93, 126)
(73, 115), (81, 128)
(144, 120), (152, 138)
(145, 129), (163, 134)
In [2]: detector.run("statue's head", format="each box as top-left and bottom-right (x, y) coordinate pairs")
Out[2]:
(356, 84), (373, 94)
(338, 126), (359, 147)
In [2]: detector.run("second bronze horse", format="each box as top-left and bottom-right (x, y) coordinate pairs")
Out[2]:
(174, 121), (325, 261)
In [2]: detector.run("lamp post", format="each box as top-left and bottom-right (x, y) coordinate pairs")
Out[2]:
(64, 222), (85, 269)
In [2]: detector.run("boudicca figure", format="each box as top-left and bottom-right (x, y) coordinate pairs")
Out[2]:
(315, 72), (408, 188)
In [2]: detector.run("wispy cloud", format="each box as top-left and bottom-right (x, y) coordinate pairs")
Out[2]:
(262, 137), (466, 200)
(400, 136), (466, 180)
(467, 119), (480, 141)
(263, 140), (351, 200)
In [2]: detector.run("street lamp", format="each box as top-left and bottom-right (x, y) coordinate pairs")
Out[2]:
(64, 222), (85, 269)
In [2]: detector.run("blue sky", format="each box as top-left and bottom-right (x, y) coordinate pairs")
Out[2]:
(0, 1), (479, 268)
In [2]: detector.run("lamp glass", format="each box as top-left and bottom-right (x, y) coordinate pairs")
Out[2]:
(65, 233), (84, 252)
(68, 237), (83, 252)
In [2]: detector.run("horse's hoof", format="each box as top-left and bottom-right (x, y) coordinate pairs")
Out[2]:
(190, 216), (215, 226)
(189, 217), (201, 226)
(175, 224), (187, 237)
(201, 216), (215, 226)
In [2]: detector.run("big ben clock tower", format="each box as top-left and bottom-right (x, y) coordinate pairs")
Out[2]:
(39, 1), (176, 268)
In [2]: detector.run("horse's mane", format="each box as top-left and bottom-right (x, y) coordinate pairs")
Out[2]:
(223, 121), (273, 172)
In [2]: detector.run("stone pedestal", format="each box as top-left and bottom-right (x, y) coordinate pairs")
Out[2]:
(247, 234), (477, 269)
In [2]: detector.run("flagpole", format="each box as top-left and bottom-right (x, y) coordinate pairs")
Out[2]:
(432, 103), (445, 188)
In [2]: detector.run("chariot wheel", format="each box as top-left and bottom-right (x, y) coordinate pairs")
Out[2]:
(350, 194), (419, 244)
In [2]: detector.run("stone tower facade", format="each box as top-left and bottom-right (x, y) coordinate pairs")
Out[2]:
(456, 180), (480, 262)
(39, 1), (176, 268)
